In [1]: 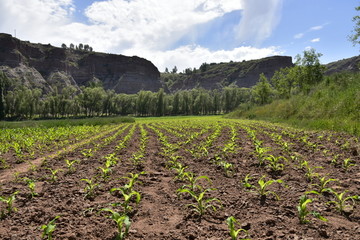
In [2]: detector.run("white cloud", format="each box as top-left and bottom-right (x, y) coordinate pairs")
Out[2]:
(235, 0), (283, 45)
(124, 45), (282, 72)
(294, 33), (304, 39)
(84, 0), (242, 51)
(0, 0), (74, 43)
(311, 38), (320, 43)
(294, 24), (326, 40)
(310, 25), (323, 31)
(0, 0), (282, 72)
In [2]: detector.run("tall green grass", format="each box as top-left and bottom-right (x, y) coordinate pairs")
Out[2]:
(0, 116), (135, 129)
(227, 72), (360, 136)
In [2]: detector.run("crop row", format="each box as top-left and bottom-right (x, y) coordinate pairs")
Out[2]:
(0, 118), (359, 239)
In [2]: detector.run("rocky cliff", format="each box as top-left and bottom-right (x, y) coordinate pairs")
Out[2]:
(325, 55), (360, 75)
(0, 33), (162, 94)
(163, 56), (294, 92)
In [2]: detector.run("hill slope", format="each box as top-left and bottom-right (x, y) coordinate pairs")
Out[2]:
(0, 33), (297, 94)
(0, 33), (162, 94)
(162, 56), (294, 92)
(227, 71), (360, 136)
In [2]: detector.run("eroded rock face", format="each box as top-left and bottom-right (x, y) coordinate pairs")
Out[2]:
(325, 55), (360, 75)
(0, 33), (161, 94)
(170, 56), (294, 91)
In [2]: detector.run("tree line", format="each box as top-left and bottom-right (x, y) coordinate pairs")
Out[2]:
(61, 43), (93, 52)
(0, 77), (251, 120)
(250, 48), (325, 106)
(0, 48), (325, 120)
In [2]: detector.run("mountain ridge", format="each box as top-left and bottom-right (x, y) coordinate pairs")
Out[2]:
(0, 33), (358, 95)
(0, 33), (162, 94)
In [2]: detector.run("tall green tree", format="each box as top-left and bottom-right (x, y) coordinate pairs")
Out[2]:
(156, 88), (164, 116)
(79, 86), (106, 116)
(252, 73), (273, 105)
(271, 67), (298, 99)
(295, 48), (325, 94)
(0, 72), (10, 120)
(172, 91), (181, 115)
(349, 5), (360, 46)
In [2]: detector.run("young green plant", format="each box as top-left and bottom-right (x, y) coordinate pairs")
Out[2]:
(297, 195), (327, 224)
(41, 216), (60, 240)
(264, 155), (286, 172)
(342, 158), (356, 171)
(251, 175), (284, 201)
(64, 159), (79, 174)
(120, 171), (146, 194)
(24, 178), (38, 198)
(0, 191), (18, 217)
(308, 175), (338, 195)
(110, 188), (141, 214)
(327, 190), (359, 212)
(177, 188), (222, 217)
(81, 178), (99, 199)
(301, 161), (322, 182)
(226, 216), (251, 240)
(100, 208), (131, 240)
(242, 174), (254, 189)
(47, 168), (63, 182)
(179, 172), (212, 192)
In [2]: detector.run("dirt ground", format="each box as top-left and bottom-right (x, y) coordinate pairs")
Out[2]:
(0, 120), (359, 240)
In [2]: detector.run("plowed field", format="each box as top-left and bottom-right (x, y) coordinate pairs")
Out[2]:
(0, 117), (359, 239)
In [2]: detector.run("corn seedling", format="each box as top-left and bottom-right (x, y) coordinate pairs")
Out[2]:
(301, 161), (322, 182)
(47, 168), (63, 182)
(24, 178), (38, 198)
(330, 154), (340, 166)
(110, 188), (141, 213)
(265, 155), (286, 172)
(217, 161), (234, 177)
(297, 195), (327, 224)
(253, 146), (270, 166)
(290, 153), (304, 168)
(104, 153), (119, 167)
(341, 141), (350, 151)
(120, 171), (146, 194)
(171, 162), (188, 181)
(41, 216), (60, 240)
(251, 175), (283, 201)
(309, 175), (338, 194)
(242, 174), (254, 189)
(64, 159), (79, 174)
(13, 172), (21, 182)
(81, 178), (99, 199)
(0, 191), (18, 217)
(81, 148), (94, 158)
(327, 190), (359, 212)
(98, 166), (112, 181)
(132, 152), (145, 166)
(321, 149), (329, 157)
(100, 208), (131, 240)
(342, 158), (356, 171)
(281, 141), (292, 153)
(177, 188), (222, 217)
(226, 216), (250, 240)
(166, 155), (181, 168)
(0, 157), (9, 169)
(178, 172), (212, 192)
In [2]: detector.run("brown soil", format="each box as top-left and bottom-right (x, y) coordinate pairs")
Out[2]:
(0, 120), (359, 240)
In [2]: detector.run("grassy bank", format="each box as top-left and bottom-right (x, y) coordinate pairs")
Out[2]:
(227, 71), (360, 136)
(0, 116), (135, 128)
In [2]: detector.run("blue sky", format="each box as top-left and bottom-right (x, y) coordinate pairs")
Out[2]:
(0, 0), (358, 72)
